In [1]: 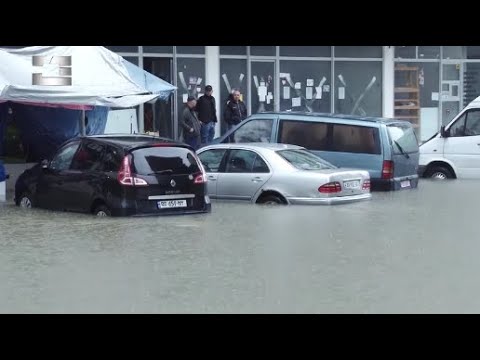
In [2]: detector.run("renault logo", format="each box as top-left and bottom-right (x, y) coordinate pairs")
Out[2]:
(170, 179), (176, 187)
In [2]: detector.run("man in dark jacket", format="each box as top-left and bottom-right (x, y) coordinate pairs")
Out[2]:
(196, 85), (217, 145)
(224, 89), (247, 142)
(181, 96), (201, 149)
(224, 89), (247, 130)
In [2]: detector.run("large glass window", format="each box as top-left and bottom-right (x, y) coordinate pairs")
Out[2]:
(142, 46), (173, 53)
(250, 46), (276, 56)
(176, 46), (205, 54)
(394, 62), (440, 141)
(251, 61), (275, 114)
(123, 56), (139, 65)
(279, 60), (331, 113)
(334, 61), (383, 116)
(395, 46), (416, 59)
(176, 58), (205, 139)
(334, 46), (382, 58)
(144, 57), (174, 138)
(105, 46), (138, 53)
(280, 46), (331, 57)
(220, 46), (247, 55)
(220, 59), (248, 134)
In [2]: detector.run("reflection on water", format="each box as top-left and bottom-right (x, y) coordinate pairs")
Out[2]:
(0, 180), (479, 313)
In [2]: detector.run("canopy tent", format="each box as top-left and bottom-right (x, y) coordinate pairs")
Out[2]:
(0, 46), (176, 108)
(0, 46), (177, 162)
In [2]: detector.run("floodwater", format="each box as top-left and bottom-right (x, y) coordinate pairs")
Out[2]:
(0, 180), (479, 313)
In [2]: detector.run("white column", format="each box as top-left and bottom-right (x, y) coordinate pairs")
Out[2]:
(205, 46), (221, 137)
(382, 46), (395, 118)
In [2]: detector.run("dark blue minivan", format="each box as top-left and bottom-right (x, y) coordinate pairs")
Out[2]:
(212, 112), (419, 191)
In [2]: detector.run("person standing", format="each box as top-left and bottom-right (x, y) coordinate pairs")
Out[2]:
(196, 85), (217, 145)
(223, 89), (247, 142)
(181, 96), (201, 150)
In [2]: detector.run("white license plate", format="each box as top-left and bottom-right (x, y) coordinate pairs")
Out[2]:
(401, 180), (411, 188)
(343, 180), (360, 189)
(158, 200), (187, 209)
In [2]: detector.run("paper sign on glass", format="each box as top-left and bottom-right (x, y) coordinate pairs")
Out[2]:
(315, 87), (322, 99)
(323, 85), (330, 92)
(431, 92), (439, 101)
(338, 87), (345, 100)
(183, 94), (188, 103)
(307, 79), (314, 87)
(295, 82), (302, 90)
(306, 87), (313, 100)
(283, 86), (291, 99)
(292, 97), (301, 107)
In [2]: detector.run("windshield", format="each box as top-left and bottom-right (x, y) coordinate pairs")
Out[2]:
(277, 149), (336, 170)
(387, 124), (419, 154)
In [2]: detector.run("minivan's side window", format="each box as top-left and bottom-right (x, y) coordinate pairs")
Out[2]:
(225, 149), (269, 173)
(449, 110), (480, 137)
(279, 120), (328, 150)
(227, 119), (273, 143)
(50, 142), (80, 171)
(198, 149), (227, 173)
(331, 124), (381, 154)
(71, 141), (105, 171)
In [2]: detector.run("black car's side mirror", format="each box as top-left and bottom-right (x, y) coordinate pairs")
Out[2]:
(440, 126), (449, 138)
(41, 159), (49, 169)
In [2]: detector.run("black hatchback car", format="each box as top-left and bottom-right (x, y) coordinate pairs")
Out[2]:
(15, 135), (211, 216)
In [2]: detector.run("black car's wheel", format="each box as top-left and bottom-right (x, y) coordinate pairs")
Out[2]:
(93, 204), (111, 217)
(257, 194), (286, 205)
(18, 192), (34, 209)
(426, 166), (454, 180)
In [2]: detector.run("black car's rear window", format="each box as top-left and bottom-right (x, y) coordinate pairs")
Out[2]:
(131, 146), (201, 175)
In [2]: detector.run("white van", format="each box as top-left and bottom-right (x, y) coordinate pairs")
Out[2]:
(419, 96), (480, 179)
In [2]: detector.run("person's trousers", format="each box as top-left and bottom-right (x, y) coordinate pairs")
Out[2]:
(200, 121), (216, 144)
(184, 136), (200, 150)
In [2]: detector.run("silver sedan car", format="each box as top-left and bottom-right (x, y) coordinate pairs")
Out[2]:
(197, 143), (371, 205)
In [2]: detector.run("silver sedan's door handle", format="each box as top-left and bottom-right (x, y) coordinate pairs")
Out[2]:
(251, 177), (263, 182)
(208, 175), (217, 181)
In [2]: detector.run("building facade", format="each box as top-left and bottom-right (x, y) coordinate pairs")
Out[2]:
(5, 46), (480, 143)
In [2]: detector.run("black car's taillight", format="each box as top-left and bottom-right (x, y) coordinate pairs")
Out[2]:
(117, 155), (148, 186)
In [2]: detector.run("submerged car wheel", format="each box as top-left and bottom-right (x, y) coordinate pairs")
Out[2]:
(19, 193), (34, 209)
(94, 204), (111, 217)
(258, 194), (286, 206)
(427, 166), (453, 180)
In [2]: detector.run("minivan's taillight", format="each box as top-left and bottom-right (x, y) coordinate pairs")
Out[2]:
(318, 182), (342, 193)
(362, 179), (371, 190)
(117, 155), (148, 187)
(381, 160), (394, 179)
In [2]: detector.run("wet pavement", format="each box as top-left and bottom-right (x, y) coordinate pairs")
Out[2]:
(0, 180), (478, 313)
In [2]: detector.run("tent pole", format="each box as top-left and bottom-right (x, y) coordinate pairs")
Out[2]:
(80, 109), (86, 136)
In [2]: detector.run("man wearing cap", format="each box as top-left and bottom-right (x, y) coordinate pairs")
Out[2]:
(181, 96), (202, 149)
(196, 85), (218, 145)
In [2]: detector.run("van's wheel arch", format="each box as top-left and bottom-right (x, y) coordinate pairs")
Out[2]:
(425, 164), (455, 179)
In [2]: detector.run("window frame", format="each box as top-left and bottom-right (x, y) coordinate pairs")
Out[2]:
(198, 148), (228, 173)
(223, 148), (271, 174)
(49, 141), (81, 172)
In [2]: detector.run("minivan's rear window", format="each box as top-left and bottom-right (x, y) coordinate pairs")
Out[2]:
(387, 124), (419, 154)
(132, 147), (201, 175)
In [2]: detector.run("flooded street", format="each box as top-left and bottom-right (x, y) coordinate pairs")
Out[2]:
(0, 180), (478, 313)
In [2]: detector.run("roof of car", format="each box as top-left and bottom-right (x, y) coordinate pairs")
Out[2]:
(199, 143), (305, 151)
(80, 134), (189, 150)
(253, 111), (407, 124)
